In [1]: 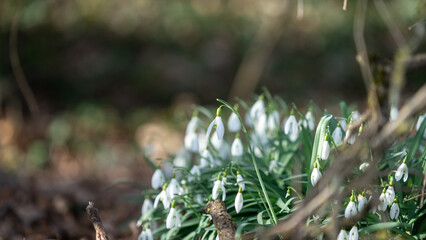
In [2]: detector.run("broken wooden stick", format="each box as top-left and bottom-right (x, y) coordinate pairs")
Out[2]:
(86, 201), (109, 240)
(202, 200), (237, 240)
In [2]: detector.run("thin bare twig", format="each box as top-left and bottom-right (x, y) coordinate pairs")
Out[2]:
(86, 202), (110, 240)
(10, 11), (40, 116)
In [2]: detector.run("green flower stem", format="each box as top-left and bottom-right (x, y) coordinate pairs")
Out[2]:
(217, 98), (278, 225)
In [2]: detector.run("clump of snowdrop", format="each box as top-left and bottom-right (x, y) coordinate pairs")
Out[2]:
(345, 193), (358, 219)
(235, 187), (244, 213)
(154, 183), (170, 209)
(311, 161), (322, 187)
(166, 201), (181, 229)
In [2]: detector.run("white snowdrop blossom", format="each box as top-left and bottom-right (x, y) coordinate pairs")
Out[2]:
(138, 228), (146, 240)
(228, 112), (241, 133)
(395, 158), (408, 182)
(332, 125), (343, 145)
(340, 119), (347, 131)
(359, 163), (369, 171)
(253, 146), (263, 158)
(142, 197), (153, 215)
(255, 112), (268, 138)
(200, 149), (213, 168)
(390, 105), (398, 121)
(305, 110), (315, 131)
(154, 184), (171, 209)
(184, 131), (199, 153)
(320, 136), (330, 160)
(166, 201), (181, 229)
(235, 187), (244, 213)
(151, 168), (165, 190)
(345, 195), (357, 219)
(285, 188), (291, 198)
(416, 113), (426, 138)
(349, 226), (359, 240)
(358, 193), (368, 213)
(311, 162), (322, 187)
(351, 111), (360, 122)
(268, 110), (280, 132)
(185, 115), (201, 136)
(231, 135), (244, 157)
(206, 107), (225, 140)
(337, 229), (349, 240)
(390, 199), (400, 220)
(145, 226), (153, 240)
(386, 183), (395, 205)
(378, 188), (387, 211)
(188, 165), (201, 182)
(212, 173), (226, 201)
(250, 96), (265, 122)
(236, 172), (245, 191)
(344, 121), (356, 145)
(284, 113), (299, 142)
(167, 175), (180, 199)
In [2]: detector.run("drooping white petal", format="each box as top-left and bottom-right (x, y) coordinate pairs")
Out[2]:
(215, 117), (225, 140)
(166, 208), (177, 229)
(167, 178), (180, 199)
(351, 111), (360, 122)
(161, 190), (171, 209)
(395, 163), (408, 182)
(237, 174), (245, 191)
(268, 111), (280, 132)
(228, 112), (241, 132)
(311, 168), (322, 187)
(250, 99), (265, 121)
(349, 226), (359, 240)
(390, 105), (398, 121)
(358, 196), (367, 212)
(255, 113), (268, 138)
(222, 185), (226, 201)
(151, 169), (165, 190)
(345, 129), (356, 145)
(332, 127), (343, 145)
(320, 139), (330, 160)
(305, 111), (315, 131)
(142, 198), (153, 215)
(145, 228), (153, 240)
(235, 192), (244, 213)
(386, 186), (395, 205)
(340, 119), (347, 131)
(212, 180), (221, 200)
(231, 138), (243, 157)
(206, 119), (216, 140)
(184, 132), (199, 153)
(138, 230), (147, 240)
(390, 202), (400, 220)
(359, 163), (369, 171)
(185, 116), (201, 136)
(345, 201), (357, 219)
(337, 229), (349, 240)
(284, 115), (299, 142)
(378, 192), (387, 211)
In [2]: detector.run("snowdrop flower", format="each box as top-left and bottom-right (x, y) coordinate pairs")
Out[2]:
(231, 134), (244, 157)
(253, 146), (263, 158)
(166, 201), (181, 229)
(345, 194), (358, 219)
(305, 109), (315, 131)
(235, 187), (244, 213)
(188, 165), (201, 182)
(386, 179), (395, 205)
(390, 105), (398, 121)
(212, 173), (226, 201)
(206, 106), (225, 140)
(340, 119), (347, 131)
(255, 112), (268, 138)
(268, 110), (280, 133)
(184, 131), (199, 153)
(200, 148), (213, 168)
(185, 114), (201, 135)
(285, 188), (291, 198)
(151, 168), (165, 190)
(320, 135), (330, 160)
(142, 196), (153, 215)
(311, 162), (322, 187)
(154, 183), (170, 209)
(145, 225), (154, 240)
(138, 227), (147, 240)
(395, 156), (408, 182)
(337, 229), (349, 240)
(228, 110), (241, 133)
(349, 226), (358, 240)
(332, 124), (343, 145)
(284, 110), (299, 142)
(167, 174), (180, 199)
(359, 162), (369, 171)
(390, 198), (400, 220)
(344, 120), (356, 145)
(351, 111), (360, 122)
(378, 188), (387, 211)
(358, 192), (368, 213)
(236, 171), (245, 191)
(416, 113), (426, 137)
(250, 95), (265, 122)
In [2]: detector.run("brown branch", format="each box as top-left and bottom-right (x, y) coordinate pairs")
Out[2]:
(86, 202), (110, 240)
(10, 10), (40, 116)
